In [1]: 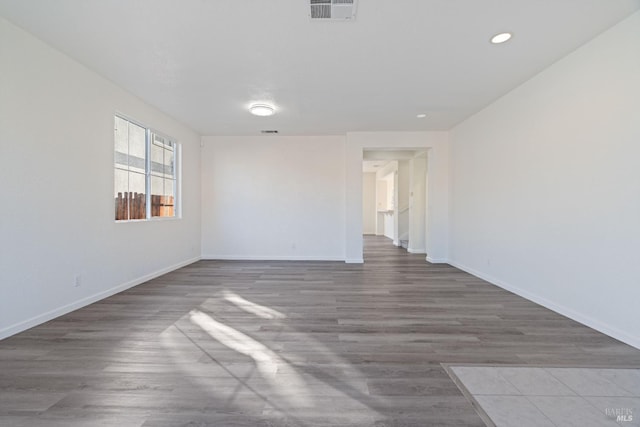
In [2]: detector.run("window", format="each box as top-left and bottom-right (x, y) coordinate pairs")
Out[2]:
(114, 115), (179, 221)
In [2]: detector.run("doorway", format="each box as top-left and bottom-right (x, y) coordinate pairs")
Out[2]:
(361, 150), (428, 254)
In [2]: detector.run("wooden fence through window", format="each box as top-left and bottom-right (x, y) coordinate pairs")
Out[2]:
(115, 192), (174, 220)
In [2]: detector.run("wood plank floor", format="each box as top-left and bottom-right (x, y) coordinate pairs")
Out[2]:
(1, 236), (639, 426)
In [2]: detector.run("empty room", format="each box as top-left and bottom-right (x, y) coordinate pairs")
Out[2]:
(1, 1), (639, 426)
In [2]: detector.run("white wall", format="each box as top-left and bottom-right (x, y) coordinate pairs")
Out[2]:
(362, 172), (376, 234)
(383, 213), (395, 241)
(449, 12), (640, 348)
(408, 154), (427, 253)
(397, 161), (410, 211)
(376, 163), (398, 242)
(0, 18), (202, 339)
(375, 179), (388, 213)
(397, 160), (411, 243)
(201, 136), (346, 260)
(345, 132), (449, 263)
(375, 180), (387, 236)
(376, 161), (397, 210)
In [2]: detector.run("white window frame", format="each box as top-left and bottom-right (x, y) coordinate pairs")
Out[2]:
(114, 114), (181, 222)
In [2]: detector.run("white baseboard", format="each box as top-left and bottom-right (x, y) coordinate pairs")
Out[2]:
(0, 256), (201, 341)
(426, 256), (449, 263)
(201, 254), (345, 261)
(407, 248), (426, 254)
(448, 259), (640, 350)
(345, 258), (364, 264)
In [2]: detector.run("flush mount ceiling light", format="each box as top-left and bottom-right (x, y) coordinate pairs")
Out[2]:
(490, 32), (512, 44)
(249, 103), (275, 117)
(416, 114), (427, 118)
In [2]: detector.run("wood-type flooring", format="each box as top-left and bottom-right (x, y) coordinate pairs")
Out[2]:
(1, 236), (639, 426)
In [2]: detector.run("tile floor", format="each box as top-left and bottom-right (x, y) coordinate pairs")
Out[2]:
(448, 366), (640, 427)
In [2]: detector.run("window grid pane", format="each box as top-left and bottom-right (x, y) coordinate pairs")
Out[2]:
(114, 168), (129, 220)
(150, 132), (176, 218)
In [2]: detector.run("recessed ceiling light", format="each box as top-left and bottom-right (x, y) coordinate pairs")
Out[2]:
(490, 32), (512, 44)
(249, 103), (275, 116)
(416, 114), (427, 118)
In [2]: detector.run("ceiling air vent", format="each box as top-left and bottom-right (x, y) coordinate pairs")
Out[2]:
(310, 0), (357, 21)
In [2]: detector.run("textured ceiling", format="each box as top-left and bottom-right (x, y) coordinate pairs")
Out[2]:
(1, 0), (638, 135)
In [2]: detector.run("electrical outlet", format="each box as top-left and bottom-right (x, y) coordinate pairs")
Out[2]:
(74, 275), (82, 287)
